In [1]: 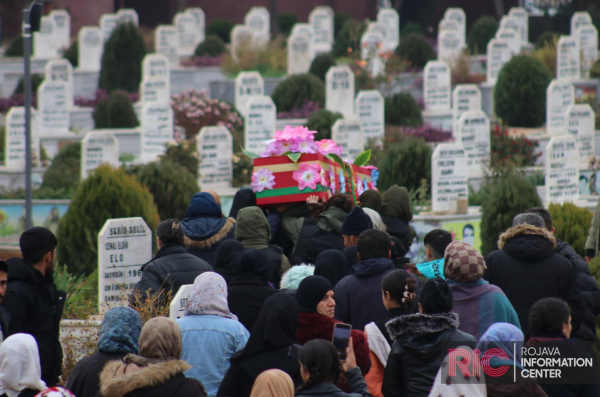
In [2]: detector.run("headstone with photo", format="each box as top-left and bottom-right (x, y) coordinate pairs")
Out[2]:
(78, 27), (103, 71)
(432, 143), (468, 213)
(325, 65), (355, 118)
(45, 59), (74, 108)
(437, 30), (463, 65)
(81, 131), (120, 180)
(486, 39), (512, 85)
(244, 96), (276, 154)
(291, 24), (316, 60)
(565, 103), (595, 167)
(495, 28), (520, 55)
(576, 25), (598, 77)
(508, 7), (529, 44)
(360, 31), (384, 77)
(545, 135), (579, 203)
(5, 107), (39, 169)
(169, 284), (194, 321)
(50, 10), (70, 50)
(546, 80), (575, 135)
(33, 16), (58, 59)
(455, 110), (490, 174)
(309, 6), (334, 53)
(423, 61), (451, 112)
(117, 8), (139, 26)
(331, 119), (365, 160)
(245, 7), (270, 46)
(230, 25), (253, 59)
(141, 103), (174, 163)
(100, 14), (120, 42)
(37, 81), (69, 136)
(174, 12), (197, 57)
(556, 36), (580, 81)
(186, 7), (205, 46)
(155, 26), (180, 69)
(196, 126), (233, 189)
(235, 72), (264, 118)
(452, 84), (482, 136)
(444, 8), (466, 46)
(288, 30), (312, 75)
(571, 11), (592, 36)
(355, 90), (385, 143)
(376, 8), (400, 52)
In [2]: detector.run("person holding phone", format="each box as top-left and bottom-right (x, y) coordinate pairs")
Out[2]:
(296, 339), (373, 397)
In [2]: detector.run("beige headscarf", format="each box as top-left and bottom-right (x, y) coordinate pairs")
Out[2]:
(138, 317), (182, 360)
(250, 369), (294, 397)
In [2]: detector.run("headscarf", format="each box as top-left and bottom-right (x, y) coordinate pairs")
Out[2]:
(98, 307), (142, 354)
(296, 276), (333, 313)
(476, 322), (524, 366)
(229, 189), (257, 219)
(314, 249), (350, 286)
(363, 207), (386, 231)
(360, 189), (383, 213)
(0, 334), (47, 397)
(235, 206), (270, 249)
(184, 272), (237, 320)
(233, 294), (299, 360)
(34, 387), (76, 397)
(138, 317), (182, 360)
(215, 240), (245, 282)
(381, 185), (413, 222)
(235, 249), (270, 280)
(180, 192), (227, 241)
(428, 347), (487, 397)
(444, 240), (486, 283)
(280, 264), (315, 290)
(250, 369), (295, 397)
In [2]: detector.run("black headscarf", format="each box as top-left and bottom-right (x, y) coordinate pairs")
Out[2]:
(232, 293), (299, 360)
(235, 248), (270, 281)
(314, 249), (350, 287)
(215, 240), (245, 283)
(295, 275), (333, 313)
(229, 188), (257, 219)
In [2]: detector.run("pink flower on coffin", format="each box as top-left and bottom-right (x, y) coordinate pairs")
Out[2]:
(316, 139), (343, 156)
(295, 126), (317, 141)
(329, 169), (337, 193)
(274, 125), (317, 141)
(356, 177), (365, 195)
(296, 139), (318, 154)
(293, 163), (323, 190)
(260, 139), (298, 157)
(252, 168), (276, 192)
(274, 125), (297, 141)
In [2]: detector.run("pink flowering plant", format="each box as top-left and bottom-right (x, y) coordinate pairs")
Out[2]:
(251, 168), (276, 193)
(293, 163), (323, 190)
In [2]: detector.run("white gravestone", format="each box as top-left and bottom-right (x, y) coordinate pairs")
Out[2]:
(5, 107), (39, 169)
(98, 217), (152, 313)
(325, 65), (355, 118)
(423, 61), (452, 112)
(452, 85), (482, 136)
(456, 110), (490, 175)
(81, 131), (120, 180)
(117, 9), (139, 26)
(291, 24), (316, 60)
(486, 39), (512, 85)
(500, 16), (522, 44)
(231, 25), (253, 59)
(508, 7), (529, 44)
(78, 27), (103, 72)
(495, 28), (520, 55)
(143, 54), (170, 82)
(331, 119), (365, 160)
(170, 284), (194, 321)
(174, 12), (197, 57)
(50, 10), (70, 50)
(360, 31), (384, 77)
(444, 8), (466, 46)
(565, 104), (595, 167)
(33, 16), (59, 59)
(355, 90), (385, 143)
(288, 31), (312, 75)
(45, 59), (74, 108)
(235, 72), (264, 118)
(432, 143), (468, 213)
(309, 6), (334, 53)
(141, 103), (174, 163)
(438, 30), (463, 65)
(577, 25), (598, 77)
(546, 80), (575, 135)
(571, 12), (592, 36)
(100, 14), (120, 42)
(187, 8), (206, 47)
(556, 36), (580, 81)
(155, 26), (180, 69)
(37, 81), (69, 136)
(244, 96), (276, 154)
(197, 126), (233, 189)
(367, 22), (388, 46)
(377, 8), (400, 52)
(245, 7), (270, 46)
(140, 79), (170, 104)
(545, 136), (579, 203)
(438, 19), (460, 35)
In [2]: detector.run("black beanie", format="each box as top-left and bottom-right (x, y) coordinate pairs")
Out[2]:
(340, 206), (373, 236)
(296, 276), (333, 313)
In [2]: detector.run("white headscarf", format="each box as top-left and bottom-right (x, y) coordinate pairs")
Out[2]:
(363, 208), (386, 231)
(0, 334), (47, 397)
(184, 272), (238, 320)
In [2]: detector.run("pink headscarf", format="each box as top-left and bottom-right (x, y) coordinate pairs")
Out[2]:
(184, 272), (238, 320)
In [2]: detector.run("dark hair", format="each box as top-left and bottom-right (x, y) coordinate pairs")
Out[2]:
(357, 229), (391, 260)
(525, 207), (552, 231)
(0, 261), (7, 274)
(297, 340), (344, 393)
(529, 298), (571, 336)
(156, 219), (184, 245)
(326, 193), (352, 214)
(423, 229), (452, 259)
(381, 269), (417, 313)
(20, 227), (58, 265)
(418, 278), (453, 314)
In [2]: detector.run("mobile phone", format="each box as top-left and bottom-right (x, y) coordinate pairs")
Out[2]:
(332, 323), (352, 362)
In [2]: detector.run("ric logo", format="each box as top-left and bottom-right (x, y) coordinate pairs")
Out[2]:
(448, 348), (511, 377)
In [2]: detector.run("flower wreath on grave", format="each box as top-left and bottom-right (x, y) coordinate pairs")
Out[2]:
(243, 125), (377, 206)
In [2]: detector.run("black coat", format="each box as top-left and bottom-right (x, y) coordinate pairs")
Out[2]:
(227, 276), (278, 332)
(0, 307), (8, 342)
(2, 257), (65, 386)
(381, 215), (413, 251)
(382, 312), (476, 397)
(293, 217), (345, 264)
(66, 352), (127, 397)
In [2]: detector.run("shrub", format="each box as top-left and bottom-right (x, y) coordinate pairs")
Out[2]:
(334, 13), (353, 39)
(490, 124), (540, 169)
(13, 74), (44, 96)
(401, 22), (423, 36)
(40, 142), (81, 196)
(194, 35), (225, 57)
(451, 52), (487, 84)
(271, 74), (325, 112)
(93, 90), (139, 129)
(396, 125), (453, 142)
(222, 36), (287, 77)
(5, 36), (24, 57)
(98, 22), (147, 93)
(549, 203), (593, 257)
(278, 12), (298, 36)
(309, 53), (337, 82)
(233, 152), (253, 187)
(532, 36), (557, 77)
(277, 101), (320, 119)
(536, 31), (559, 50)
(57, 165), (160, 275)
(395, 33), (435, 69)
(64, 40), (78, 68)
(333, 20), (366, 58)
(306, 109), (343, 140)
(384, 93), (423, 127)
(494, 55), (552, 127)
(468, 16), (498, 54)
(591, 59), (600, 78)
(377, 137), (432, 192)
(207, 18), (234, 43)
(160, 140), (199, 177)
(480, 171), (542, 255)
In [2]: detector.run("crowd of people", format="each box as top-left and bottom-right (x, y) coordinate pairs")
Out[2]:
(0, 186), (600, 397)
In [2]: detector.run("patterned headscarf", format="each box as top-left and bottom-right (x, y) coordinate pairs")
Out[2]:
(98, 307), (143, 354)
(476, 322), (524, 364)
(184, 272), (238, 320)
(138, 317), (182, 360)
(443, 240), (486, 283)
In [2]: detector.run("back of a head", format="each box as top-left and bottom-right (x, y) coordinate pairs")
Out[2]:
(235, 206), (269, 241)
(341, 206), (373, 236)
(357, 229), (391, 260)
(0, 333), (45, 390)
(298, 340), (341, 388)
(529, 298), (571, 337)
(138, 317), (182, 360)
(381, 269), (418, 313)
(0, 260), (8, 274)
(359, 189), (383, 213)
(512, 213), (545, 228)
(20, 227), (58, 265)
(326, 193), (352, 214)
(98, 307), (143, 355)
(156, 219), (184, 246)
(236, 249), (270, 279)
(250, 369), (294, 397)
(424, 229), (452, 260)
(525, 207), (552, 231)
(418, 278), (453, 314)
(229, 188), (257, 219)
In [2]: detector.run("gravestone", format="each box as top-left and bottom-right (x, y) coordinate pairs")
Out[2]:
(196, 126), (233, 189)
(438, 19), (460, 35)
(81, 131), (120, 179)
(117, 8), (139, 26)
(98, 217), (152, 313)
(367, 22), (388, 46)
(423, 61), (452, 112)
(377, 8), (400, 52)
(5, 107), (40, 169)
(545, 136), (579, 203)
(571, 11), (592, 36)
(331, 119), (365, 160)
(500, 16), (522, 44)
(508, 7), (529, 44)
(546, 80), (575, 135)
(78, 27), (103, 71)
(355, 90), (385, 143)
(169, 284), (194, 321)
(235, 72), (264, 118)
(155, 26), (180, 69)
(230, 25), (253, 59)
(577, 25), (598, 76)
(291, 24), (315, 60)
(143, 54), (170, 81)
(245, 7), (270, 46)
(556, 36), (580, 81)
(100, 14), (120, 42)
(187, 8), (206, 46)
(452, 85), (482, 136)
(140, 78), (170, 104)
(50, 10), (70, 50)
(455, 110), (490, 174)
(174, 12), (197, 56)
(486, 39), (512, 85)
(495, 28), (520, 55)
(37, 81), (69, 136)
(309, 6), (334, 53)
(360, 31), (384, 77)
(45, 59), (74, 107)
(438, 30), (463, 64)
(141, 103), (174, 163)
(432, 143), (468, 213)
(33, 16), (58, 59)
(325, 65), (355, 118)
(288, 31), (312, 75)
(565, 104), (595, 167)
(444, 8), (466, 46)
(244, 96), (276, 154)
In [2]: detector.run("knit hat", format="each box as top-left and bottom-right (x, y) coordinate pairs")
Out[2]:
(443, 240), (486, 283)
(340, 207), (373, 236)
(296, 276), (333, 313)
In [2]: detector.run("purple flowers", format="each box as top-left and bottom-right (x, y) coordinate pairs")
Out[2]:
(251, 168), (276, 193)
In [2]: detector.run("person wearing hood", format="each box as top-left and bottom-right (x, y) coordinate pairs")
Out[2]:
(227, 249), (278, 332)
(67, 307), (143, 397)
(359, 190), (383, 213)
(180, 192), (236, 267)
(342, 207), (374, 268)
(235, 207), (290, 288)
(314, 250), (351, 287)
(279, 264), (315, 292)
(0, 333), (47, 397)
(380, 186), (415, 250)
(382, 278), (476, 397)
(214, 240), (245, 283)
(228, 189), (257, 219)
(217, 294), (304, 397)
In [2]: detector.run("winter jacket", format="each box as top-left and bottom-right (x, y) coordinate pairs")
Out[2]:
(295, 367), (372, 397)
(345, 245), (359, 269)
(585, 199), (600, 258)
(0, 307), (8, 343)
(66, 352), (127, 397)
(484, 224), (588, 338)
(2, 257), (65, 386)
(334, 258), (396, 330)
(382, 312), (476, 397)
(227, 276), (278, 332)
(380, 186), (415, 250)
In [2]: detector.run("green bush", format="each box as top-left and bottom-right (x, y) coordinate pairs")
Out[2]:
(57, 165), (160, 275)
(278, 12), (298, 36)
(306, 110), (343, 140)
(13, 74), (44, 96)
(64, 40), (78, 67)
(591, 59), (600, 78)
(377, 137), (431, 193)
(160, 140), (199, 177)
(401, 22), (423, 36)
(194, 35), (225, 57)
(5, 36), (24, 57)
(271, 74), (325, 112)
(98, 23), (147, 93)
(468, 16), (498, 54)
(309, 53), (337, 82)
(334, 13), (353, 39)
(480, 171), (542, 255)
(384, 93), (423, 127)
(40, 142), (80, 196)
(549, 202), (593, 257)
(207, 18), (234, 43)
(536, 31), (559, 50)
(333, 20), (366, 58)
(395, 33), (435, 69)
(93, 91), (139, 129)
(494, 55), (552, 127)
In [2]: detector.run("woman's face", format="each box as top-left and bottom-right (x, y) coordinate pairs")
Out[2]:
(316, 290), (336, 318)
(562, 316), (572, 338)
